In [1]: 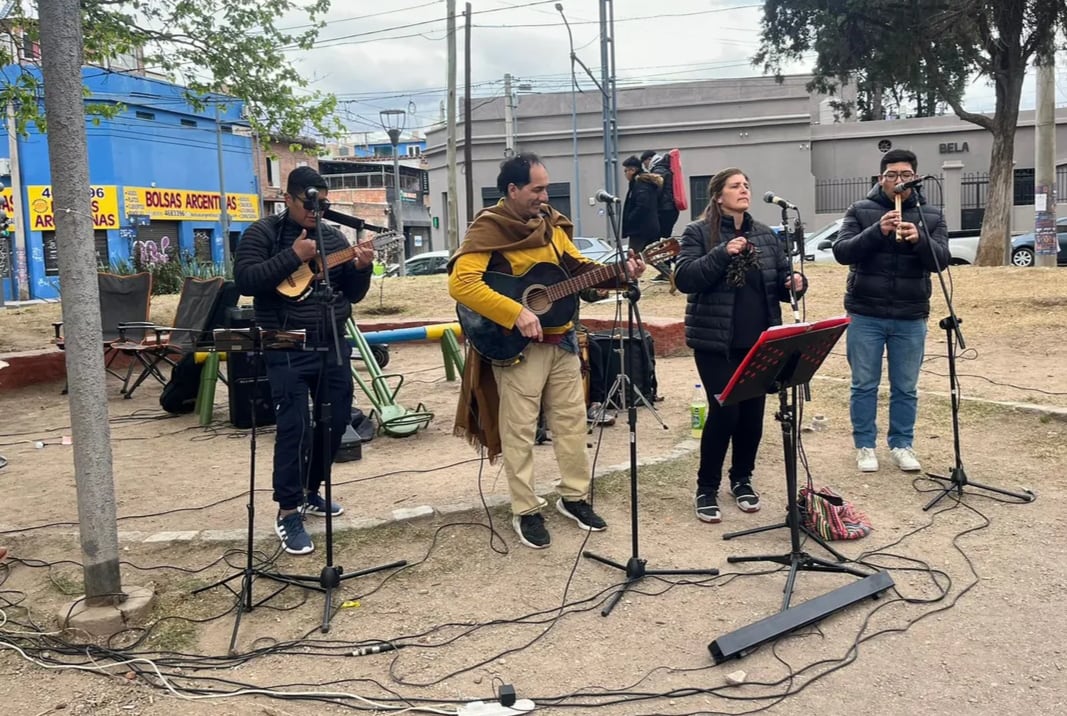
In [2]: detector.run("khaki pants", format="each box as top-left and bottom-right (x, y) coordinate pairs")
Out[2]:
(493, 342), (591, 515)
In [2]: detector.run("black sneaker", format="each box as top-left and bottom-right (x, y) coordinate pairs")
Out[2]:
(275, 511), (314, 555)
(695, 493), (721, 523)
(556, 498), (607, 532)
(512, 513), (551, 549)
(730, 482), (761, 513)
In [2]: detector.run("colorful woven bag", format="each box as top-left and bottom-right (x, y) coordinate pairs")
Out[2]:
(798, 486), (872, 541)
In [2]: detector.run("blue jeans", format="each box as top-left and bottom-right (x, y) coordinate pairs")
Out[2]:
(845, 313), (926, 450)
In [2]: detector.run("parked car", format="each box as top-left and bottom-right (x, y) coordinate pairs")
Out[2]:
(804, 217), (978, 265)
(387, 250), (451, 277)
(1010, 217), (1067, 266)
(573, 236), (624, 263)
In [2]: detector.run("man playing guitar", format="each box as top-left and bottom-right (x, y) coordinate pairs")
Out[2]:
(448, 153), (644, 549)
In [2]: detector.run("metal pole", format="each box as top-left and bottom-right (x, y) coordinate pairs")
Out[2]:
(598, 0), (618, 199)
(557, 3), (582, 234)
(463, 2), (474, 226)
(446, 0), (460, 252)
(7, 100), (28, 299)
(215, 100), (232, 271)
(391, 132), (406, 277)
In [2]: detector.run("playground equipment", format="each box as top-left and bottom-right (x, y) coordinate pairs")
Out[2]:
(346, 319), (434, 438)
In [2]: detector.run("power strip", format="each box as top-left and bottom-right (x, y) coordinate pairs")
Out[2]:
(457, 698), (536, 715)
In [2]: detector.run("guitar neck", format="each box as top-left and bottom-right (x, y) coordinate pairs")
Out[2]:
(544, 262), (624, 303)
(320, 237), (383, 272)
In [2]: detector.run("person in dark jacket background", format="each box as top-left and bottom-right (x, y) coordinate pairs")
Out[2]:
(234, 166), (375, 555)
(832, 149), (949, 475)
(641, 149), (679, 238)
(621, 155), (662, 255)
(674, 167), (806, 523)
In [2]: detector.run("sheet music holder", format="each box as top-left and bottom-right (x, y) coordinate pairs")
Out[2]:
(708, 316), (893, 662)
(715, 317), (847, 408)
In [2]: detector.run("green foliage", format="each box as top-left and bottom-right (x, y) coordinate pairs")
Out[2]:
(755, 1), (973, 120)
(104, 251), (229, 295)
(2, 1), (344, 143)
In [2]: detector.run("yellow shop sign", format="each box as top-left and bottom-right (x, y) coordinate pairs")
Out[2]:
(27, 185), (121, 230)
(123, 186), (259, 222)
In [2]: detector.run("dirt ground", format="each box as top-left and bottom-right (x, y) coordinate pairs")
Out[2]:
(1, 263), (1066, 715)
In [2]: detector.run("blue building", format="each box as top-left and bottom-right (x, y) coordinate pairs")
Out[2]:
(1, 67), (258, 301)
(331, 132), (426, 161)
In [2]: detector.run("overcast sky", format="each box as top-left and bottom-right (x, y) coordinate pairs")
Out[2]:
(278, 0), (1066, 138)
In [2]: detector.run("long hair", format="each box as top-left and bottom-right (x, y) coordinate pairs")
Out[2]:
(702, 167), (748, 249)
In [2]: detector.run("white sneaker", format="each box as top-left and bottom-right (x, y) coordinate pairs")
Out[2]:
(890, 446), (922, 472)
(856, 447), (879, 472)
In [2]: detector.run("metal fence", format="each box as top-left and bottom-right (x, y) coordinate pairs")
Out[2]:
(816, 175), (943, 214)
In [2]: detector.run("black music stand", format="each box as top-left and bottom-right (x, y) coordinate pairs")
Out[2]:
(718, 318), (873, 611)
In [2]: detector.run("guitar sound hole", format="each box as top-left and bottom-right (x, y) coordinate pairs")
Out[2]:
(524, 286), (551, 314)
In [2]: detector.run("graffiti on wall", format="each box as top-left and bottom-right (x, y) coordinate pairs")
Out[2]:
(132, 236), (173, 266)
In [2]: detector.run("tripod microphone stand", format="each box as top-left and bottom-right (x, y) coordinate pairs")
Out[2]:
(259, 196), (405, 632)
(583, 198), (719, 617)
(194, 324), (308, 655)
(907, 183), (1036, 510)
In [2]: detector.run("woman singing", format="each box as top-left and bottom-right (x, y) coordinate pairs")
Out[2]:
(674, 168), (806, 523)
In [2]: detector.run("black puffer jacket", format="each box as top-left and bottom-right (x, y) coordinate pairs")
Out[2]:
(233, 212), (372, 342)
(832, 184), (950, 320)
(674, 213), (802, 355)
(622, 171), (662, 254)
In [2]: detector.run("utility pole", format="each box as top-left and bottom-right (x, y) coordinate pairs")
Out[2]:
(39, 0), (147, 624)
(6, 101), (28, 299)
(1034, 51), (1057, 269)
(598, 0), (619, 199)
(463, 3), (474, 226)
(214, 100), (232, 271)
(446, 0), (460, 252)
(503, 73), (515, 157)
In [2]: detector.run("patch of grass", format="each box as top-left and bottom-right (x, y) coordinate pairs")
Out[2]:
(49, 569), (84, 596)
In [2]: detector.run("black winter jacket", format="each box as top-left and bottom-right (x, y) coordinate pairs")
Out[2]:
(832, 184), (949, 320)
(674, 213), (802, 355)
(233, 212), (373, 342)
(622, 172), (662, 254)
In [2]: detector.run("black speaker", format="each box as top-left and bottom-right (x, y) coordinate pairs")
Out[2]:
(589, 332), (659, 406)
(226, 306), (275, 429)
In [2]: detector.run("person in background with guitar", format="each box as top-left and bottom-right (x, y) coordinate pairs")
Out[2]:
(674, 167), (807, 524)
(233, 166), (375, 556)
(449, 153), (646, 550)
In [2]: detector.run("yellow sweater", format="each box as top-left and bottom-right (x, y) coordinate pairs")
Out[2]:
(448, 225), (590, 333)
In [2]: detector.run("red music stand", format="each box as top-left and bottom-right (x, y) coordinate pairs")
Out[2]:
(717, 317), (873, 610)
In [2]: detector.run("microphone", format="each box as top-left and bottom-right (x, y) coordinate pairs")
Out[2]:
(594, 190), (620, 203)
(350, 642), (401, 657)
(763, 191), (797, 210)
(892, 175), (934, 193)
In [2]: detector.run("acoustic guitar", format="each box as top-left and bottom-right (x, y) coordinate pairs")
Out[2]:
(457, 238), (679, 361)
(276, 231), (402, 301)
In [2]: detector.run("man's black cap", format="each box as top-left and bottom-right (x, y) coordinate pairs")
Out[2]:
(286, 166), (328, 196)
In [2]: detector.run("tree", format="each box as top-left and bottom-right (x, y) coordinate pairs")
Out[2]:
(756, 0), (1067, 265)
(2, 0), (343, 141)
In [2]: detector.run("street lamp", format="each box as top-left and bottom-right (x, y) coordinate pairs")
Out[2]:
(379, 108), (407, 277)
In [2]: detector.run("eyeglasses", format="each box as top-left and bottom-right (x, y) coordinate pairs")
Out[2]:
(882, 171), (916, 181)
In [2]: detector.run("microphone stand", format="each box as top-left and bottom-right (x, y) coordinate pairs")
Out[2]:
(583, 197), (719, 618)
(908, 183), (1035, 510)
(780, 207), (810, 403)
(270, 195), (406, 632)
